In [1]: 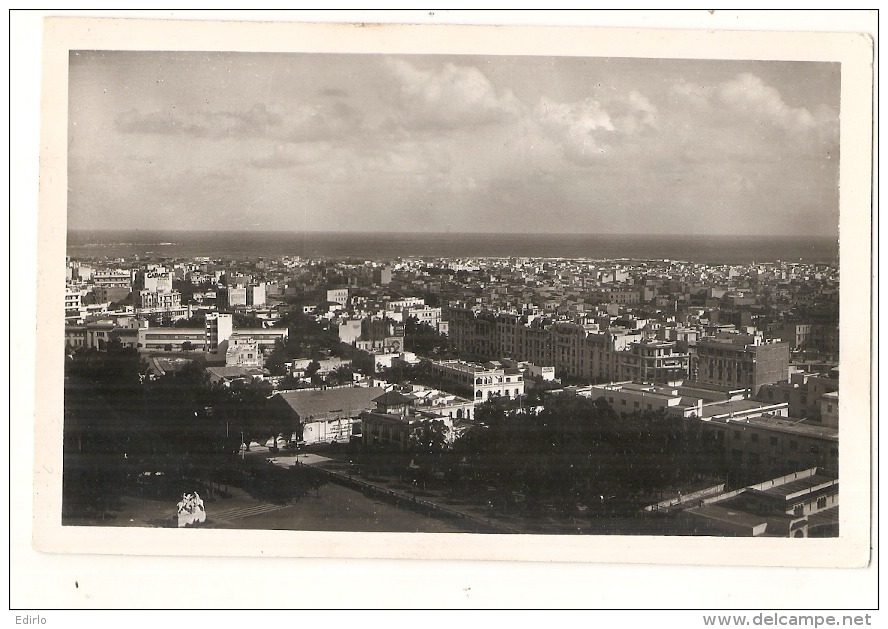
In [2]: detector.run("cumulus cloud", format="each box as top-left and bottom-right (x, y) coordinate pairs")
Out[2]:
(674, 73), (834, 137)
(386, 58), (522, 129)
(535, 96), (614, 162)
(717, 73), (820, 133)
(533, 90), (658, 164)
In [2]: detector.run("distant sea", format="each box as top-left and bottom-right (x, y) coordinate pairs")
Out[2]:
(66, 231), (839, 265)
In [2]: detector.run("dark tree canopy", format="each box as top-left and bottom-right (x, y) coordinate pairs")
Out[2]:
(404, 316), (450, 356)
(451, 394), (724, 514)
(62, 347), (292, 519)
(409, 419), (449, 455)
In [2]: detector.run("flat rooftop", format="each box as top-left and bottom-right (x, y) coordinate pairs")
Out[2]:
(592, 381), (681, 400)
(752, 475), (837, 501)
(699, 399), (786, 419)
(687, 504), (769, 530)
(727, 415), (839, 440)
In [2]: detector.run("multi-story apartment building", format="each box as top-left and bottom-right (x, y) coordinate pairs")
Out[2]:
(387, 297), (425, 310)
(587, 287), (642, 305)
(205, 312), (233, 350)
(781, 323), (816, 351)
(218, 286), (248, 309)
(615, 340), (690, 384)
(496, 313), (553, 367)
(447, 307), (498, 360)
(64, 290), (83, 311)
(757, 371), (839, 421)
(64, 290), (85, 321)
(550, 321), (586, 380)
(135, 270), (174, 293)
(781, 322), (839, 359)
(695, 335), (789, 395)
(326, 288), (349, 306)
(92, 270), (133, 289)
(355, 318), (405, 353)
(138, 289), (182, 310)
(587, 330), (644, 381)
(91, 286), (131, 304)
(217, 281), (267, 310)
(448, 307), (648, 383)
(402, 305), (443, 331)
(248, 282), (266, 308)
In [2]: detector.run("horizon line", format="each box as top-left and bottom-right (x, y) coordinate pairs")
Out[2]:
(67, 228), (840, 240)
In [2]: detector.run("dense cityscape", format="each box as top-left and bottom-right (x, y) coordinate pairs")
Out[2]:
(63, 245), (840, 536)
(57, 46), (846, 539)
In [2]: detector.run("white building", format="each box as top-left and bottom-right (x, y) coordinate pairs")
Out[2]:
(430, 359), (525, 402)
(225, 335), (264, 368)
(326, 288), (349, 306)
(205, 312), (233, 350)
(402, 306), (442, 329)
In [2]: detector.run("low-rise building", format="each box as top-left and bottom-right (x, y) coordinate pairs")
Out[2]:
(590, 381), (689, 416)
(653, 468), (839, 537)
(360, 409), (455, 452)
(352, 348), (401, 374)
(230, 328), (288, 351)
(206, 365), (266, 386)
(138, 327), (206, 351)
(65, 322), (116, 349)
(338, 319), (363, 345)
(270, 386), (380, 445)
(430, 359), (525, 402)
(225, 335), (263, 367)
(708, 414), (838, 485)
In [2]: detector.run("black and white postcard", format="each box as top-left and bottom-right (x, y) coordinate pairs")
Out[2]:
(17, 11), (876, 610)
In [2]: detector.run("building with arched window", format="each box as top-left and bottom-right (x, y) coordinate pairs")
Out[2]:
(429, 359), (525, 401)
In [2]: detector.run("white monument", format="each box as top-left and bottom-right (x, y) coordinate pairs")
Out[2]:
(176, 492), (206, 527)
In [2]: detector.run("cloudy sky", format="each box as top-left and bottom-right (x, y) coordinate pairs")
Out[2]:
(68, 52), (839, 236)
